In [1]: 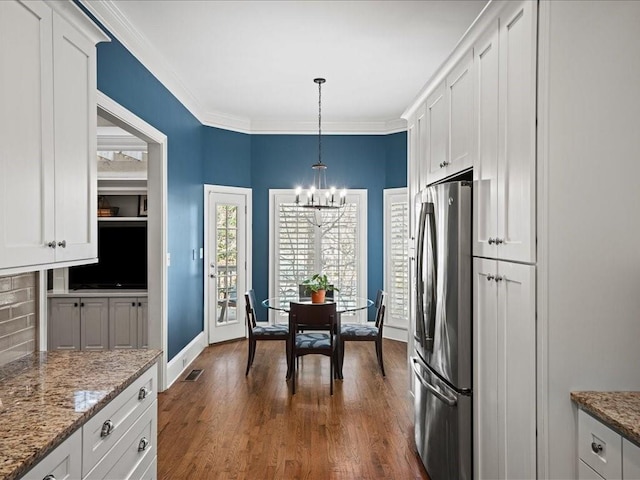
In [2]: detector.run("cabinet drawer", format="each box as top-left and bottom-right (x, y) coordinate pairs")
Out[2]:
(579, 410), (622, 479)
(139, 455), (157, 480)
(623, 438), (640, 479)
(579, 459), (605, 480)
(85, 400), (157, 480)
(22, 428), (82, 480)
(82, 366), (157, 476)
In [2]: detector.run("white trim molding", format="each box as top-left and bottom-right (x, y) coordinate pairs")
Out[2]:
(166, 331), (207, 388)
(79, 0), (408, 135)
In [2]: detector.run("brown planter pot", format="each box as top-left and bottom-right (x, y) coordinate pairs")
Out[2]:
(311, 290), (326, 303)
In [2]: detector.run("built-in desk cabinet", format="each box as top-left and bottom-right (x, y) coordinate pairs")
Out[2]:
(0, 0), (108, 273)
(109, 297), (149, 349)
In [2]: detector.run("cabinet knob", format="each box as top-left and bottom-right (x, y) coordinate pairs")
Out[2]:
(47, 241), (56, 249)
(495, 238), (504, 245)
(100, 419), (114, 437)
(138, 387), (149, 400)
(591, 442), (603, 454)
(495, 275), (504, 282)
(488, 237), (495, 245)
(138, 436), (149, 452)
(74, 303), (78, 308)
(80, 302), (85, 307)
(486, 274), (495, 282)
(57, 240), (66, 248)
(132, 302), (136, 307)
(43, 475), (56, 480)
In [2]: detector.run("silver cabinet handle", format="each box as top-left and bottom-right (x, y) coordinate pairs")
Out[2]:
(495, 238), (504, 245)
(43, 475), (56, 480)
(57, 240), (66, 248)
(138, 387), (149, 400)
(488, 237), (495, 245)
(495, 275), (504, 282)
(486, 274), (495, 281)
(591, 442), (603, 454)
(100, 419), (114, 437)
(47, 241), (56, 249)
(138, 437), (149, 452)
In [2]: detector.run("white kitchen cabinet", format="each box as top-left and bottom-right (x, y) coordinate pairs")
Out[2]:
(0, 0), (107, 273)
(49, 297), (109, 351)
(473, 0), (537, 264)
(424, 51), (474, 185)
(623, 439), (640, 480)
(109, 297), (148, 349)
(473, 258), (536, 480)
(22, 428), (82, 480)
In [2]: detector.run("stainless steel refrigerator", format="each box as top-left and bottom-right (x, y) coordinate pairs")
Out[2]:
(411, 181), (472, 480)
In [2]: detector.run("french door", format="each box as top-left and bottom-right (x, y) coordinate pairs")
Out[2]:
(205, 185), (251, 344)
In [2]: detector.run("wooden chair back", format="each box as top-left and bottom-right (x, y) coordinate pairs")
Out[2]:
(374, 290), (387, 328)
(245, 290), (258, 330)
(289, 301), (337, 336)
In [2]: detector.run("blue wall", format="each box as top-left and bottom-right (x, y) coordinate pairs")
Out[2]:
(86, 4), (406, 359)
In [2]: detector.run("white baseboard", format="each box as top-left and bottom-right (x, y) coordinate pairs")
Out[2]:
(166, 331), (207, 388)
(383, 324), (408, 342)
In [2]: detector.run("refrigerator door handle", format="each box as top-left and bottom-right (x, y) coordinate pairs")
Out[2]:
(425, 203), (437, 351)
(411, 357), (457, 407)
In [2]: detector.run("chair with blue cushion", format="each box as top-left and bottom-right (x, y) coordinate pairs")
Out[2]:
(245, 290), (290, 376)
(339, 290), (387, 377)
(288, 301), (338, 395)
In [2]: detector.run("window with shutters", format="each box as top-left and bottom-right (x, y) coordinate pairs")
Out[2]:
(269, 189), (367, 322)
(384, 188), (409, 329)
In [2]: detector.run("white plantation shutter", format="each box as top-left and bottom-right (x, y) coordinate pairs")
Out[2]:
(384, 188), (409, 328)
(270, 190), (367, 322)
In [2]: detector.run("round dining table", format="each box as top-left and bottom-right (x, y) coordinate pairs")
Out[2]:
(262, 295), (373, 380)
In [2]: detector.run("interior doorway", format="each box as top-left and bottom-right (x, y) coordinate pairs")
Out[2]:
(96, 92), (168, 389)
(204, 185), (252, 344)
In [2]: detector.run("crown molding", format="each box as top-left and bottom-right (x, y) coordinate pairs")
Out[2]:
(82, 0), (408, 135)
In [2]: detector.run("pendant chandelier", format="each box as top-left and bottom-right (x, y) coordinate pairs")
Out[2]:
(295, 78), (347, 210)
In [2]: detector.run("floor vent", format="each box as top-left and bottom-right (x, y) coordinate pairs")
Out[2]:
(183, 369), (203, 381)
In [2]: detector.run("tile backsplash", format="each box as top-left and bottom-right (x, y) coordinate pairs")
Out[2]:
(0, 272), (37, 367)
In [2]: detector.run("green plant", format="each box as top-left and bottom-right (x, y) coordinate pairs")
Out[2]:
(301, 273), (339, 293)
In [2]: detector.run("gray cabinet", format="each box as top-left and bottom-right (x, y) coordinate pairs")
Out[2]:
(108, 297), (147, 349)
(49, 297), (108, 351)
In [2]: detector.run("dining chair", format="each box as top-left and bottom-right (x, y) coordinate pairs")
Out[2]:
(244, 290), (290, 376)
(339, 290), (387, 377)
(289, 301), (338, 395)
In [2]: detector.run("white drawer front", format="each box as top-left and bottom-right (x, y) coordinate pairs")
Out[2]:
(579, 410), (622, 479)
(82, 366), (157, 476)
(85, 400), (157, 480)
(579, 459), (605, 480)
(133, 452), (157, 480)
(623, 438), (640, 479)
(22, 429), (82, 480)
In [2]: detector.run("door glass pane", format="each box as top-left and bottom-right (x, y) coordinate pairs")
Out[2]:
(216, 204), (238, 324)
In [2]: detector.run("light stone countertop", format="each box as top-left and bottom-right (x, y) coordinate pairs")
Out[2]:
(0, 349), (161, 480)
(47, 289), (148, 297)
(571, 391), (640, 445)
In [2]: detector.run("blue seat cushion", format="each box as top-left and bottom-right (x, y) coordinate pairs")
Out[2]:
(254, 324), (288, 335)
(295, 332), (331, 348)
(341, 323), (378, 338)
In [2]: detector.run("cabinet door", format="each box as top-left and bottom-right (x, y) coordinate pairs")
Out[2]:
(424, 81), (448, 183)
(49, 298), (81, 350)
(52, 12), (98, 263)
(0, 0), (56, 270)
(415, 103), (428, 191)
(473, 21), (500, 259)
(497, 0), (537, 263)
(623, 438), (640, 479)
(138, 298), (149, 348)
(81, 298), (109, 350)
(473, 258), (499, 480)
(497, 261), (536, 479)
(109, 298), (138, 349)
(447, 50), (474, 175)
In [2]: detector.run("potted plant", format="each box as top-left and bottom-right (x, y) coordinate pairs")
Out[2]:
(301, 273), (338, 303)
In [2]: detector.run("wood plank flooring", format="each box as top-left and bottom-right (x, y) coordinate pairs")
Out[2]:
(157, 338), (429, 480)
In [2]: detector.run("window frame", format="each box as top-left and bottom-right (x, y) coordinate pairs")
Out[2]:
(268, 188), (368, 324)
(383, 187), (409, 332)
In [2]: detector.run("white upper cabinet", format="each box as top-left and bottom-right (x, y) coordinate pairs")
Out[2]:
(0, 0), (108, 273)
(424, 51), (474, 185)
(474, 0), (537, 263)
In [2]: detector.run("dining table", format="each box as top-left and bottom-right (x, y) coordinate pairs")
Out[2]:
(262, 295), (373, 380)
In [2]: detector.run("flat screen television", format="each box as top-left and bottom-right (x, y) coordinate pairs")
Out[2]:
(69, 223), (147, 290)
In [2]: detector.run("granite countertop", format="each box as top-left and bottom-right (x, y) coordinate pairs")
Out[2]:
(0, 349), (162, 480)
(571, 391), (640, 445)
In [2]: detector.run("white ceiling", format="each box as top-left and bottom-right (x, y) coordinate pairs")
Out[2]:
(84, 0), (488, 134)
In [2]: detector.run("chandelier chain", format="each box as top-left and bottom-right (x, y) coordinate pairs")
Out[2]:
(318, 79), (322, 165)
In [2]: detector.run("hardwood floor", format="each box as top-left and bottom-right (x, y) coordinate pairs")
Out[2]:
(157, 338), (429, 480)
